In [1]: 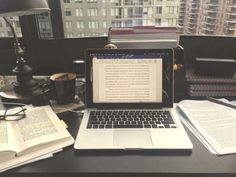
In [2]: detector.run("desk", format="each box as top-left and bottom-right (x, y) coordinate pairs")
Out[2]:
(2, 111), (236, 177)
(2, 69), (236, 177)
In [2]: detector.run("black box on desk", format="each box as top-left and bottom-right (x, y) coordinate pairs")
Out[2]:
(194, 58), (236, 77)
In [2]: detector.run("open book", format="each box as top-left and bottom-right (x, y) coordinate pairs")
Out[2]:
(177, 99), (236, 155)
(0, 105), (74, 171)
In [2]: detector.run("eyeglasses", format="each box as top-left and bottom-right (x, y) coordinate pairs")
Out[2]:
(0, 106), (26, 121)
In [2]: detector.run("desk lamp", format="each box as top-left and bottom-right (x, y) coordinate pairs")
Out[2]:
(0, 0), (50, 104)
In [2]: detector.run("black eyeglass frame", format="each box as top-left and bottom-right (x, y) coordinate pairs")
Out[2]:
(0, 106), (26, 121)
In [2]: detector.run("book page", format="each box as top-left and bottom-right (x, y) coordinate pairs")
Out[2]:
(0, 121), (8, 147)
(11, 106), (72, 155)
(0, 121), (17, 162)
(178, 100), (236, 154)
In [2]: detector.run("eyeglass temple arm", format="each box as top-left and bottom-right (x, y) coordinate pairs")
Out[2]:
(0, 108), (26, 117)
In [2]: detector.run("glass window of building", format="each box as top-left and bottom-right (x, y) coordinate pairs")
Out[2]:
(76, 8), (83, 16)
(156, 6), (162, 14)
(88, 8), (98, 16)
(88, 21), (99, 29)
(0, 16), (22, 38)
(1, 0), (234, 39)
(102, 8), (106, 16)
(65, 10), (72, 16)
(103, 21), (107, 28)
(76, 21), (84, 29)
(65, 21), (73, 29)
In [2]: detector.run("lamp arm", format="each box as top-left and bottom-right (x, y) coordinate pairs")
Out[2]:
(3, 17), (25, 59)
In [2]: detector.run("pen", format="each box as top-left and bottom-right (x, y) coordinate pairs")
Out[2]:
(206, 96), (236, 110)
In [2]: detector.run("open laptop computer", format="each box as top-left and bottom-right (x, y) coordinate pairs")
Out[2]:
(74, 48), (193, 150)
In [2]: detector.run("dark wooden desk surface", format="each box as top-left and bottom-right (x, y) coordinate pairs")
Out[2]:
(2, 69), (236, 177)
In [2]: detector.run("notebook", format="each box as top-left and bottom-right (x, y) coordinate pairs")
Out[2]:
(74, 48), (193, 150)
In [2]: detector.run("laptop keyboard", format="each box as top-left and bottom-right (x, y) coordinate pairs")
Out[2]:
(87, 110), (177, 129)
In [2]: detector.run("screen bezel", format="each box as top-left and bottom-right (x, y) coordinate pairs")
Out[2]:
(85, 48), (173, 109)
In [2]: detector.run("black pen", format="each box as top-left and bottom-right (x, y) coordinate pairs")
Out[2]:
(206, 96), (236, 109)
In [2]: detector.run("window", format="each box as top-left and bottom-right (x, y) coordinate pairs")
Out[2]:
(13, 21), (20, 28)
(0, 16), (22, 37)
(88, 8), (98, 16)
(39, 21), (51, 30)
(156, 6), (162, 14)
(167, 18), (177, 26)
(111, 8), (119, 17)
(6, 0), (234, 39)
(65, 10), (72, 16)
(88, 21), (99, 29)
(103, 21), (107, 28)
(102, 8), (106, 16)
(155, 18), (161, 25)
(66, 33), (73, 38)
(76, 21), (84, 29)
(65, 21), (72, 29)
(76, 8), (83, 16)
(167, 6), (177, 14)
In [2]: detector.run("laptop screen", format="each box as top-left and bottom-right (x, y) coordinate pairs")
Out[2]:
(86, 49), (173, 109)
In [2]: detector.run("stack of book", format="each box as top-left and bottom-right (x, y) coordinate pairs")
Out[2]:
(0, 105), (74, 172)
(108, 26), (180, 49)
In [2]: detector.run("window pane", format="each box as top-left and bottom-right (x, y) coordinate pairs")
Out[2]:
(33, 0), (236, 38)
(36, 12), (53, 38)
(0, 17), (22, 38)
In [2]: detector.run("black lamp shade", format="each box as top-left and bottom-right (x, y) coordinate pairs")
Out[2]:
(0, 0), (50, 16)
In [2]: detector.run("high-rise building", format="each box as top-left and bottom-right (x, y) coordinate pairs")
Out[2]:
(0, 17), (22, 37)
(60, 0), (180, 38)
(0, 0), (181, 38)
(179, 0), (236, 36)
(0, 14), (53, 38)
(178, 0), (187, 33)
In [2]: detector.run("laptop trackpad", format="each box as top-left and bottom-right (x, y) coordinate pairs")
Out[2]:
(113, 130), (153, 148)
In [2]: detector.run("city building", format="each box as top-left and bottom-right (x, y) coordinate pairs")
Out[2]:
(0, 16), (22, 37)
(179, 0), (236, 36)
(59, 0), (180, 38)
(4, 0), (236, 38)
(178, 0), (187, 33)
(0, 0), (180, 38)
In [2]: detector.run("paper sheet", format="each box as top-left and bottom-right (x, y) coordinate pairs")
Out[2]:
(177, 100), (236, 155)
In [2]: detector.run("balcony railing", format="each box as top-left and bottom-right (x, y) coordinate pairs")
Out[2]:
(228, 0), (236, 6)
(202, 27), (214, 32)
(203, 21), (217, 26)
(205, 15), (217, 20)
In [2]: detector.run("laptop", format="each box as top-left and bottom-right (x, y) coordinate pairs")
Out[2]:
(74, 48), (193, 150)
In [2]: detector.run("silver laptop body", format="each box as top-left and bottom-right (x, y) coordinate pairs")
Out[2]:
(74, 49), (192, 150)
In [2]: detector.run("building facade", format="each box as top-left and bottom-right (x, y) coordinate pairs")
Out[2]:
(60, 0), (180, 38)
(0, 0), (180, 38)
(179, 0), (236, 36)
(0, 17), (22, 37)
